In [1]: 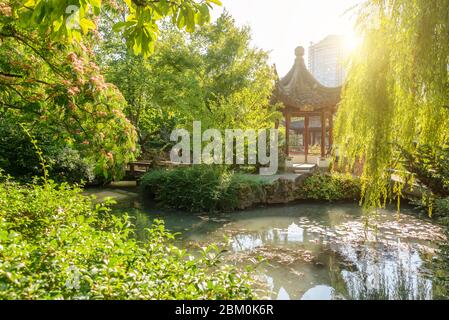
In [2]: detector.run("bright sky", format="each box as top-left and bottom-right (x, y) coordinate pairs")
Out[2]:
(211, 0), (364, 76)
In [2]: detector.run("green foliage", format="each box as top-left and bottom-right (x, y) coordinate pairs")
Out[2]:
(1, 0), (221, 181)
(416, 195), (449, 225)
(1, 18), (139, 180)
(5, 0), (221, 57)
(0, 175), (255, 300)
(0, 120), (94, 183)
(401, 143), (449, 197)
(141, 167), (362, 213)
(297, 173), (361, 202)
(395, 142), (449, 298)
(96, 18), (179, 155)
(47, 147), (95, 184)
(183, 13), (277, 130)
(140, 166), (267, 212)
(434, 198), (449, 219)
(401, 142), (449, 221)
(99, 13), (278, 155)
(0, 120), (44, 180)
(334, 0), (449, 209)
(430, 228), (449, 299)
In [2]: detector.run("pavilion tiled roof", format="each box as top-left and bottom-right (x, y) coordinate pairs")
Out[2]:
(271, 46), (341, 111)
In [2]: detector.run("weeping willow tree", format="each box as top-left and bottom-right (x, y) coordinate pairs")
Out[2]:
(335, 0), (449, 209)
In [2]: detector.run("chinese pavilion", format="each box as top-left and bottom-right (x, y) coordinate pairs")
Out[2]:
(271, 46), (341, 163)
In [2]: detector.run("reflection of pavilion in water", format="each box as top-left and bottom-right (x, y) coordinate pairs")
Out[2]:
(229, 221), (433, 300)
(231, 223), (306, 251)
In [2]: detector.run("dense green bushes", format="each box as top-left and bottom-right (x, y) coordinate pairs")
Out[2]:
(0, 121), (95, 184)
(0, 174), (255, 300)
(141, 166), (362, 213)
(434, 197), (449, 222)
(140, 166), (267, 212)
(297, 172), (361, 202)
(404, 143), (449, 221)
(402, 144), (449, 198)
(47, 148), (95, 184)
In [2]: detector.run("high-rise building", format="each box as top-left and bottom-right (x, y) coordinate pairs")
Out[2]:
(308, 35), (346, 87)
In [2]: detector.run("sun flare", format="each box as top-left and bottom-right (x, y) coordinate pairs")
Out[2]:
(343, 32), (362, 52)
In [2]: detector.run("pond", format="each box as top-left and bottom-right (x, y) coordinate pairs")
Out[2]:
(116, 201), (447, 300)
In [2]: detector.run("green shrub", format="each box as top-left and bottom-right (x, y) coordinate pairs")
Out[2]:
(0, 121), (94, 184)
(0, 175), (255, 300)
(401, 143), (449, 197)
(141, 167), (362, 212)
(411, 195), (449, 223)
(47, 147), (95, 184)
(140, 166), (267, 212)
(434, 197), (449, 219)
(0, 121), (42, 180)
(297, 172), (361, 202)
(430, 228), (449, 298)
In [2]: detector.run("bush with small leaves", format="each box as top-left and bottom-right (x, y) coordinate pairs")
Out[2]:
(140, 166), (268, 212)
(0, 173), (255, 300)
(297, 172), (361, 202)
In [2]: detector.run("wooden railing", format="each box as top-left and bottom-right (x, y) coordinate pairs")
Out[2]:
(125, 160), (191, 181)
(126, 161), (153, 179)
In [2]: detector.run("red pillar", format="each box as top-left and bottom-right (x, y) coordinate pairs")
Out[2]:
(329, 113), (334, 154)
(321, 112), (326, 158)
(304, 116), (309, 163)
(285, 113), (290, 157)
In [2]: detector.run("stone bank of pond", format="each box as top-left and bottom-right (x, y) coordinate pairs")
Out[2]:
(115, 202), (447, 300)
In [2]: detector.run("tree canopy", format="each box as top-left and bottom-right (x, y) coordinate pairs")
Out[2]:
(5, 0), (221, 56)
(0, 0), (221, 180)
(99, 13), (278, 154)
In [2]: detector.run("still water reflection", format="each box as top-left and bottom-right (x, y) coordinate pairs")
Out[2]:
(119, 202), (445, 300)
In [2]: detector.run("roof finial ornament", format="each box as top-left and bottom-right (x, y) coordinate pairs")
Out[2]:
(295, 46), (305, 58)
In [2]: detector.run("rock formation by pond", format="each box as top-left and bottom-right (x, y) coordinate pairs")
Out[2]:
(235, 173), (314, 210)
